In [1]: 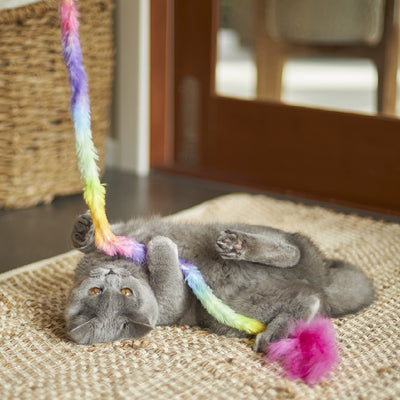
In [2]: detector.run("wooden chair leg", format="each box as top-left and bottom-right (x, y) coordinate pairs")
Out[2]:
(255, 43), (285, 100)
(255, 0), (285, 101)
(376, 59), (398, 115)
(376, 0), (400, 115)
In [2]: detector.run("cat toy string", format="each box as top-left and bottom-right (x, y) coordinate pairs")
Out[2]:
(59, 0), (265, 337)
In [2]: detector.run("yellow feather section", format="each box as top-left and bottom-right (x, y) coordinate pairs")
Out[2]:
(83, 179), (116, 248)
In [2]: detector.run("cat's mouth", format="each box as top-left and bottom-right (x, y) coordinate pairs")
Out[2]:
(106, 269), (117, 276)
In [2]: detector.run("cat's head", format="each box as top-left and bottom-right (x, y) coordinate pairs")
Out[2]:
(65, 253), (159, 345)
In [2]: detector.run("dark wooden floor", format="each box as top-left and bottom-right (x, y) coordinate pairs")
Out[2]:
(0, 170), (254, 273)
(1, 170), (399, 274)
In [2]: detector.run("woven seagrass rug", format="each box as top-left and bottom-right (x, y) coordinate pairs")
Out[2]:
(1, 194), (399, 399)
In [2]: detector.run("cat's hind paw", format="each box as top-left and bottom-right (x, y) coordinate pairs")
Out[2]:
(216, 230), (245, 259)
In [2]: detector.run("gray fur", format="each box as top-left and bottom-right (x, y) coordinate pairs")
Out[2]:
(66, 213), (375, 351)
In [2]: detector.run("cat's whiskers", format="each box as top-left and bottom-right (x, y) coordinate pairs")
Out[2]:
(69, 318), (94, 333)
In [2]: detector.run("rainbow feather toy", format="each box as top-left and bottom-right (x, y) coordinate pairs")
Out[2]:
(59, 0), (265, 336)
(60, 0), (146, 265)
(59, 0), (338, 384)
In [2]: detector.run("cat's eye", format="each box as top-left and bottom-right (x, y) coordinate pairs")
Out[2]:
(88, 287), (102, 296)
(120, 288), (133, 296)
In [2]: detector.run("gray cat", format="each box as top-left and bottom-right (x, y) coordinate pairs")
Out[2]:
(65, 213), (374, 351)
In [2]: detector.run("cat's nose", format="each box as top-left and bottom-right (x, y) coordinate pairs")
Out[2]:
(106, 269), (116, 276)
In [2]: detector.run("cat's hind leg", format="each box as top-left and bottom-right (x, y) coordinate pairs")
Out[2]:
(216, 229), (300, 268)
(254, 292), (323, 353)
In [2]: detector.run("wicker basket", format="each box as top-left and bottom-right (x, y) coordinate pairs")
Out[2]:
(0, 0), (114, 209)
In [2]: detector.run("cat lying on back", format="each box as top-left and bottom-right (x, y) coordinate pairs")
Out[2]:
(65, 213), (374, 351)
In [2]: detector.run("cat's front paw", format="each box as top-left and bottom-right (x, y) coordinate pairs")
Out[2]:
(71, 212), (95, 252)
(147, 236), (179, 267)
(216, 230), (245, 259)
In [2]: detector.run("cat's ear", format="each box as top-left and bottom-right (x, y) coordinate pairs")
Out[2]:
(71, 212), (96, 253)
(68, 318), (95, 345)
(124, 314), (155, 338)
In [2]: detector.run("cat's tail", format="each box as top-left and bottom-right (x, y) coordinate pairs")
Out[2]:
(324, 260), (375, 317)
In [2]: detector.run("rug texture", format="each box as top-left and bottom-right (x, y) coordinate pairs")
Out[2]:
(0, 194), (399, 399)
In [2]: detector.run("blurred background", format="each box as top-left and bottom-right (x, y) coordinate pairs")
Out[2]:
(216, 0), (399, 115)
(1, 0), (400, 271)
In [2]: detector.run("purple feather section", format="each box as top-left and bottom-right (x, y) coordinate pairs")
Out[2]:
(100, 236), (147, 266)
(60, 1), (90, 110)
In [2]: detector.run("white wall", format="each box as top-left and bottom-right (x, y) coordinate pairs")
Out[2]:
(108, 0), (150, 175)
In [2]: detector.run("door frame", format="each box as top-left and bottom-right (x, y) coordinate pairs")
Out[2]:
(150, 0), (400, 215)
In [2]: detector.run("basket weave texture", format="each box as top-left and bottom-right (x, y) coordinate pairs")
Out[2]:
(0, 0), (114, 209)
(0, 194), (399, 399)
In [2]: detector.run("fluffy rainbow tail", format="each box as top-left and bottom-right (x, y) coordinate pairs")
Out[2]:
(59, 0), (264, 334)
(60, 0), (145, 264)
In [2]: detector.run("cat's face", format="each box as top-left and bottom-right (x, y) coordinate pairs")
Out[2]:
(65, 255), (159, 345)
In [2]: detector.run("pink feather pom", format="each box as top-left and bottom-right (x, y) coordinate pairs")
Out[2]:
(267, 315), (339, 386)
